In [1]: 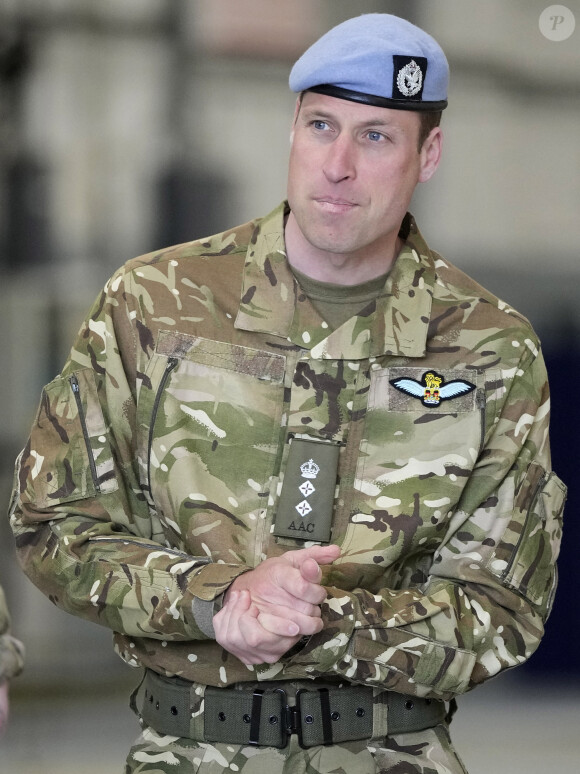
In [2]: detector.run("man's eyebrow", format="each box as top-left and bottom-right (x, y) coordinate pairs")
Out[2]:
(358, 118), (399, 129)
(301, 108), (400, 129)
(300, 108), (334, 121)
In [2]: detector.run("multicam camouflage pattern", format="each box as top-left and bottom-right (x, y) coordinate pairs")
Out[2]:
(0, 585), (24, 681)
(125, 725), (468, 774)
(10, 202), (565, 770)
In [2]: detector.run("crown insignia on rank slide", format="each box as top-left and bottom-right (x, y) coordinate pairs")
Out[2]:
(295, 459), (320, 518)
(289, 13), (448, 112)
(300, 459), (320, 479)
(390, 371), (476, 408)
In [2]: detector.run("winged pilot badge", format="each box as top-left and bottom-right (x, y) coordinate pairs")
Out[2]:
(390, 371), (476, 408)
(396, 59), (423, 98)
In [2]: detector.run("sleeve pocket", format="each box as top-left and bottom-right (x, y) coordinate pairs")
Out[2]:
(24, 369), (118, 508)
(492, 463), (566, 612)
(352, 627), (476, 694)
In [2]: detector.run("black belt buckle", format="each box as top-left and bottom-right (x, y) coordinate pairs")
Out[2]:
(272, 687), (338, 749)
(275, 687), (312, 749)
(279, 687), (336, 749)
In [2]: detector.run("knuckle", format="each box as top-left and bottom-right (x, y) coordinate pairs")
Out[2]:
(245, 631), (261, 649)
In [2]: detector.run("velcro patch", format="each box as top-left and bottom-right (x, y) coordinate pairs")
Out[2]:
(372, 368), (478, 413)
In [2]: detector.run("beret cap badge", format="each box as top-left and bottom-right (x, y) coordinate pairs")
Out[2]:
(395, 58), (425, 99)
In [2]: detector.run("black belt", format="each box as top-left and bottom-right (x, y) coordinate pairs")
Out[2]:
(136, 670), (448, 748)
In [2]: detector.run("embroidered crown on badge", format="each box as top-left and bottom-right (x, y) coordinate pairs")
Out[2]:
(390, 370), (476, 408)
(300, 459), (320, 479)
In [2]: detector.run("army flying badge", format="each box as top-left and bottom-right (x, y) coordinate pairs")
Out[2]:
(390, 370), (475, 408)
(392, 55), (427, 101)
(397, 60), (423, 97)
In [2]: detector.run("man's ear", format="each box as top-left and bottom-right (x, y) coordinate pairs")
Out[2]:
(419, 127), (443, 183)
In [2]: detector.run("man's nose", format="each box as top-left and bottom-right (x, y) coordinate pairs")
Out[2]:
(322, 136), (356, 183)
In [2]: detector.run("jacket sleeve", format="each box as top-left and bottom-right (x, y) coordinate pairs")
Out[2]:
(10, 267), (249, 643)
(0, 586), (25, 681)
(282, 346), (566, 700)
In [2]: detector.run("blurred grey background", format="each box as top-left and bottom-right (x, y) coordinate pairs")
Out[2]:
(0, 0), (578, 771)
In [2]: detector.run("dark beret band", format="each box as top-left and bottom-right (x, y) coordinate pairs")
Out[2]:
(307, 84), (448, 113)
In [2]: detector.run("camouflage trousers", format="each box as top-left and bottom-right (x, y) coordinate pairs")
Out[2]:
(124, 724), (469, 774)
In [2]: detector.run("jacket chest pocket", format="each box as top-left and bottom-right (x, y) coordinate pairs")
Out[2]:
(137, 332), (285, 559)
(343, 366), (484, 563)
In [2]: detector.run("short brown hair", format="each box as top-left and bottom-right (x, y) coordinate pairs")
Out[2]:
(417, 111), (442, 152)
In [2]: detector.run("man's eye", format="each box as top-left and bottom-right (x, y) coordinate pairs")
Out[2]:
(367, 131), (383, 142)
(312, 120), (329, 131)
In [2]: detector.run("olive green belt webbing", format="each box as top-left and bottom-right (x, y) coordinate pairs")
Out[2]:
(136, 670), (448, 748)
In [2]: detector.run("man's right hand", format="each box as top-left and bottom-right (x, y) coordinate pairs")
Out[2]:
(213, 544), (340, 664)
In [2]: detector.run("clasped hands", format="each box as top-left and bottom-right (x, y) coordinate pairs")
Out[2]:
(214, 545), (340, 665)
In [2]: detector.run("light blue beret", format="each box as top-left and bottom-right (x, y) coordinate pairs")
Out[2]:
(289, 13), (448, 112)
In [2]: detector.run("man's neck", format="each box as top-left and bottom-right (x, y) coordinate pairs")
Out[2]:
(284, 212), (402, 286)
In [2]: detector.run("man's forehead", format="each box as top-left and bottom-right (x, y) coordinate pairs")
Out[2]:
(299, 91), (421, 129)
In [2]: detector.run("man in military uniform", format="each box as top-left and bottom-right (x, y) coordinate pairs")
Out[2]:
(0, 583), (24, 734)
(9, 14), (565, 774)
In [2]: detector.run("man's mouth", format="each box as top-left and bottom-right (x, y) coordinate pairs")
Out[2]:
(314, 197), (357, 211)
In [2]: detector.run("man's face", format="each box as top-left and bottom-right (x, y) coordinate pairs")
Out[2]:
(287, 92), (440, 264)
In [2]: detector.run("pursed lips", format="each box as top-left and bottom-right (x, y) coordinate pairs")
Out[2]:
(313, 196), (358, 213)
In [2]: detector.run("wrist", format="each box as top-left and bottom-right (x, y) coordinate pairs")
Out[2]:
(223, 572), (249, 605)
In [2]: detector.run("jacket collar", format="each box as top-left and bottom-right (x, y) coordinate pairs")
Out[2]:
(234, 202), (434, 359)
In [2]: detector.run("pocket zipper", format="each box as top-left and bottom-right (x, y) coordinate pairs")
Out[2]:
(70, 373), (100, 493)
(477, 389), (486, 456)
(147, 357), (179, 492)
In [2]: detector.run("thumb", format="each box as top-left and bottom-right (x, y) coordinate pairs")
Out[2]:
(315, 544), (341, 565)
(300, 556), (323, 584)
(287, 544), (341, 568)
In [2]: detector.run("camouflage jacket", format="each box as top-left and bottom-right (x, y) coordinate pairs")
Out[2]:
(10, 203), (565, 700)
(0, 585), (24, 681)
